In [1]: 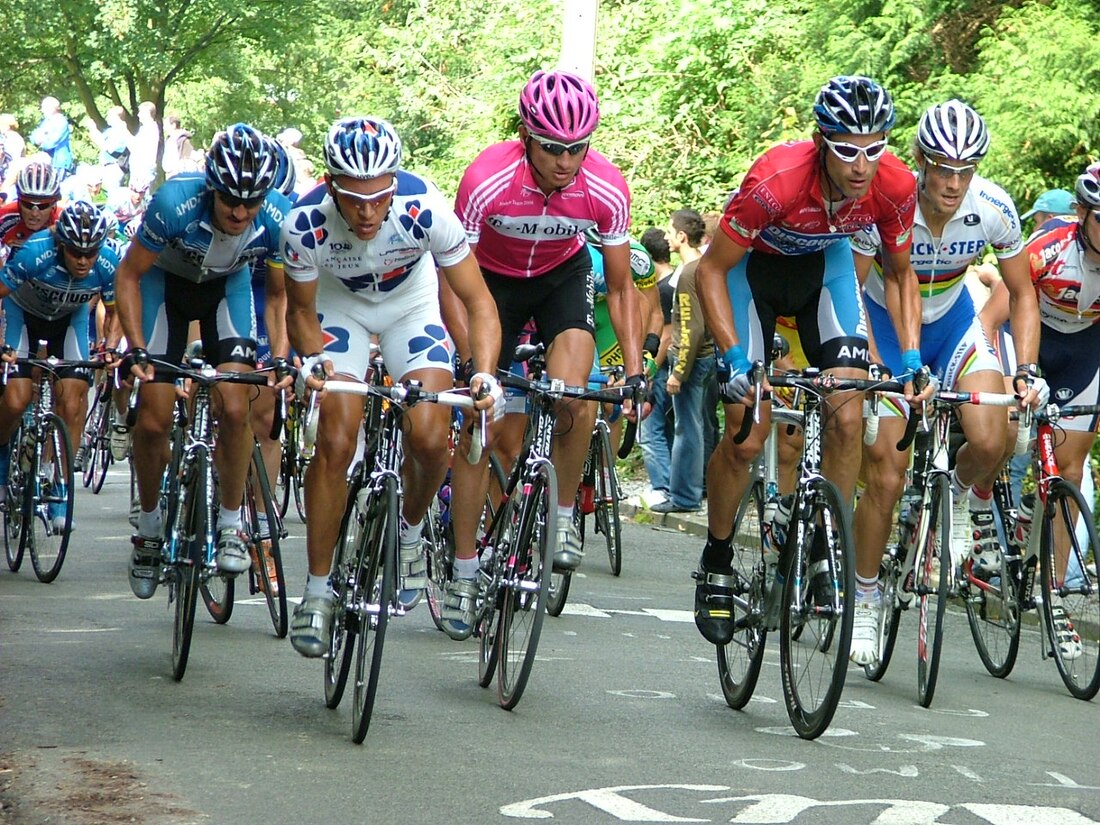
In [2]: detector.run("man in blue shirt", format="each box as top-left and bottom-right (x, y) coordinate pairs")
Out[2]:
(114, 123), (292, 600)
(0, 201), (119, 530)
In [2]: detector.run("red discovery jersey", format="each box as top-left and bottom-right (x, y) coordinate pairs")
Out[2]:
(721, 140), (916, 256)
(0, 200), (62, 255)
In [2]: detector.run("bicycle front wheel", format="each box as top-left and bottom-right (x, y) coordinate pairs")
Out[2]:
(964, 480), (1020, 678)
(246, 444), (288, 637)
(4, 424), (26, 572)
(779, 479), (854, 740)
(351, 475), (397, 744)
(594, 426), (623, 576)
(497, 461), (557, 710)
(916, 474), (950, 708)
(717, 480), (767, 709)
(171, 447), (208, 681)
(200, 573), (235, 624)
(1039, 480), (1100, 700)
(29, 414), (74, 583)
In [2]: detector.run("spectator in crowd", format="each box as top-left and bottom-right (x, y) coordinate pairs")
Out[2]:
(0, 115), (25, 164)
(128, 101), (160, 189)
(653, 208), (713, 514)
(639, 227), (676, 507)
(62, 164), (108, 205)
(162, 113), (199, 178)
(701, 211), (721, 252)
(84, 106), (132, 192)
(30, 96), (74, 179)
(276, 128), (316, 195)
(1021, 188), (1075, 240)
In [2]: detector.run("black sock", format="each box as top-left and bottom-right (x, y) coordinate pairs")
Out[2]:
(701, 532), (733, 572)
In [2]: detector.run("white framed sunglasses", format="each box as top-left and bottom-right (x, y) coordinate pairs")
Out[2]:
(329, 178), (397, 205)
(822, 136), (889, 163)
(924, 156), (978, 180)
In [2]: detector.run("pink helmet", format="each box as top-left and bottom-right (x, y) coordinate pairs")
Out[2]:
(518, 70), (600, 142)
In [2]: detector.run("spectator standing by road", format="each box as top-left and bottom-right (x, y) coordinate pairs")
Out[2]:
(639, 226), (675, 508)
(128, 102), (160, 190)
(84, 106), (132, 193)
(30, 97), (74, 179)
(653, 209), (712, 514)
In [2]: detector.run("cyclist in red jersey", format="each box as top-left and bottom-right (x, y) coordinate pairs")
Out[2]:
(0, 163), (63, 265)
(443, 70), (643, 638)
(692, 76), (932, 646)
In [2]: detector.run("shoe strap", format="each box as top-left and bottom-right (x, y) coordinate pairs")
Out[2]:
(693, 568), (734, 589)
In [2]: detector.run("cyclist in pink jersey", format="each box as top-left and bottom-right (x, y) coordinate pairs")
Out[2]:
(692, 75), (932, 646)
(443, 70), (643, 639)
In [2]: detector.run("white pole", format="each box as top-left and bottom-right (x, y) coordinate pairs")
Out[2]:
(559, 0), (598, 83)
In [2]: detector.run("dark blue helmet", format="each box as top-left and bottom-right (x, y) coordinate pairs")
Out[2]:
(814, 76), (896, 136)
(55, 201), (109, 251)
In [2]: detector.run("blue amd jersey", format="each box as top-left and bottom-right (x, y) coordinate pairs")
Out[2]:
(0, 229), (118, 321)
(136, 173), (290, 284)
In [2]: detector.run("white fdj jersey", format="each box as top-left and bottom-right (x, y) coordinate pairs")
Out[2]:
(281, 171), (471, 377)
(853, 173), (1023, 323)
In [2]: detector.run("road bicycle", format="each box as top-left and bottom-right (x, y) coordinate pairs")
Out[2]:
(317, 362), (476, 743)
(129, 356), (285, 680)
(78, 363), (123, 495)
(472, 346), (636, 710)
(275, 391), (314, 523)
(862, 387), (1021, 707)
(716, 365), (906, 739)
(964, 401), (1100, 699)
(3, 352), (104, 583)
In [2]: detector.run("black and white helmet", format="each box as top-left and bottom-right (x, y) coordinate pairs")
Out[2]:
(16, 161), (61, 200)
(205, 123), (277, 200)
(55, 201), (109, 251)
(1075, 162), (1100, 209)
(324, 117), (402, 179)
(813, 76), (896, 135)
(917, 100), (990, 163)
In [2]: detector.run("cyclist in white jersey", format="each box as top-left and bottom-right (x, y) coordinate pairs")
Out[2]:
(849, 100), (1046, 665)
(282, 117), (502, 658)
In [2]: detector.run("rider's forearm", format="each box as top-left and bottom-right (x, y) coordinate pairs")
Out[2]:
(466, 295), (502, 378)
(606, 285), (642, 376)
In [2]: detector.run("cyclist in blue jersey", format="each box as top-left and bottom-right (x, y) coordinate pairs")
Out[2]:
(0, 202), (119, 530)
(114, 124), (293, 600)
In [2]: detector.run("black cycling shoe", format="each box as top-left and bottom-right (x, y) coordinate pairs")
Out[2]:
(693, 562), (735, 645)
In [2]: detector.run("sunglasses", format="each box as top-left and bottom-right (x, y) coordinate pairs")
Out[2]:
(329, 179), (397, 206)
(532, 136), (590, 157)
(924, 156), (977, 180)
(63, 244), (101, 261)
(215, 191), (265, 210)
(19, 199), (57, 212)
(822, 136), (889, 163)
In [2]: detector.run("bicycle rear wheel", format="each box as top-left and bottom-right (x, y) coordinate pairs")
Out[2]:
(351, 475), (397, 744)
(717, 480), (767, 709)
(324, 466), (363, 709)
(4, 424), (26, 572)
(1039, 480), (1100, 700)
(916, 474), (951, 708)
(594, 426), (622, 576)
(779, 479), (854, 740)
(171, 448), (207, 681)
(29, 414), (73, 583)
(497, 461), (556, 710)
(964, 481), (1020, 678)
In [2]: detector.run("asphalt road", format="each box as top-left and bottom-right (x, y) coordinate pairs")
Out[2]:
(2, 465), (1099, 824)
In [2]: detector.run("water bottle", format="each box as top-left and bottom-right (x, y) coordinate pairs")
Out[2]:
(580, 482), (596, 515)
(1013, 493), (1035, 549)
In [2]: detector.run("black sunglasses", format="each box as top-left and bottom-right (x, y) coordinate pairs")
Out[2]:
(532, 137), (590, 157)
(63, 244), (101, 261)
(20, 199), (57, 212)
(216, 191), (265, 210)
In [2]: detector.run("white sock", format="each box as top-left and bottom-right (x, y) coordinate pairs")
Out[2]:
(454, 555), (480, 580)
(950, 468), (969, 499)
(218, 505), (242, 532)
(138, 507), (162, 539)
(304, 573), (331, 600)
(557, 505), (573, 523)
(399, 519), (422, 545)
(856, 574), (880, 603)
(968, 487), (993, 511)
